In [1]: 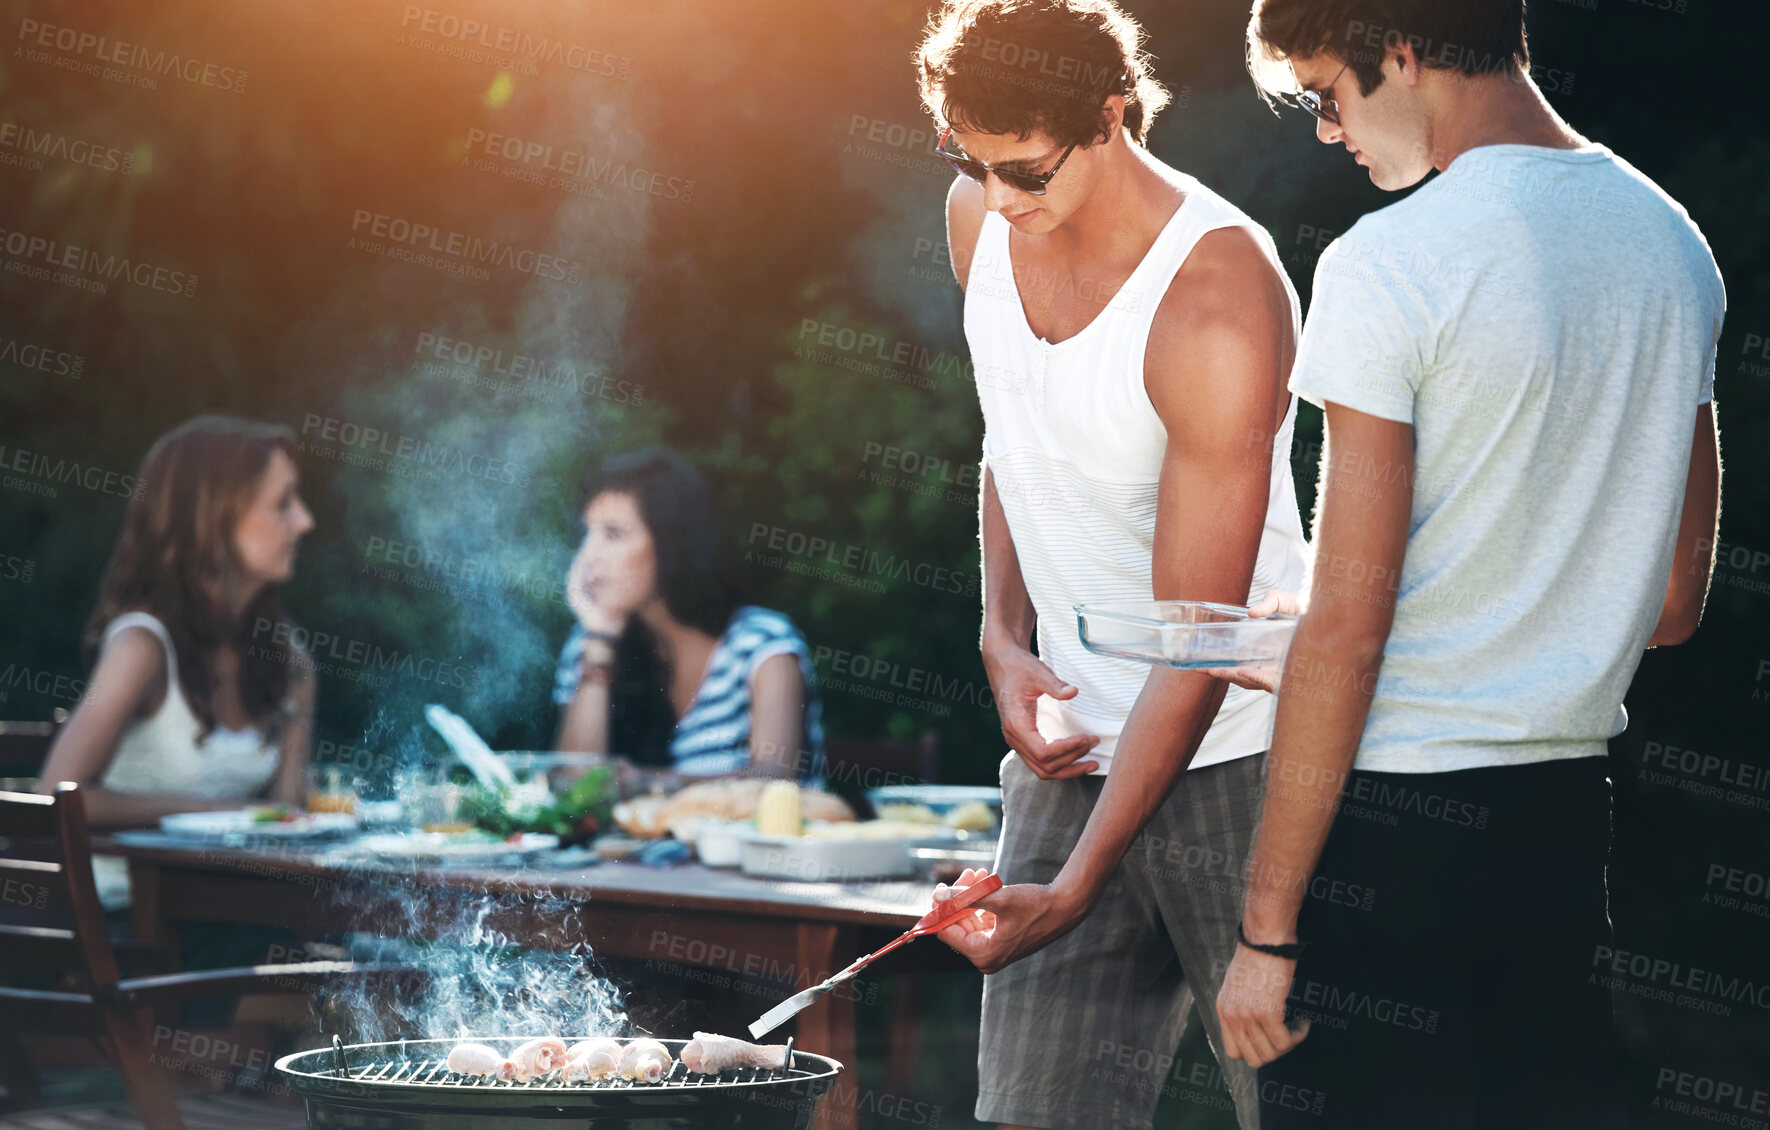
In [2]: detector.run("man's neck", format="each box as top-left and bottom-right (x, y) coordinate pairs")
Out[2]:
(1037, 133), (1184, 261)
(1425, 70), (1586, 173)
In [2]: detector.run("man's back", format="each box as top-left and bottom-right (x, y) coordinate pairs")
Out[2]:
(1293, 143), (1725, 773)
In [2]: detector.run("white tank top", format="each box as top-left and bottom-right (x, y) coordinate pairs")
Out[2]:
(98, 612), (282, 796)
(965, 174), (1309, 773)
(91, 612), (282, 906)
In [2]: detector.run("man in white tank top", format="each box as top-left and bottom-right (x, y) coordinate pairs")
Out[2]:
(915, 3), (1308, 1127)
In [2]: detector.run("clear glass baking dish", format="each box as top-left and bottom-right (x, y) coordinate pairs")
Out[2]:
(1075, 600), (1298, 669)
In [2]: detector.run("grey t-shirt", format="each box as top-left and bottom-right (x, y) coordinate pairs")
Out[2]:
(1291, 144), (1724, 774)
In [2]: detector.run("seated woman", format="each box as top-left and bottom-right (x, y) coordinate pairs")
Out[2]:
(40, 417), (316, 870)
(553, 449), (824, 779)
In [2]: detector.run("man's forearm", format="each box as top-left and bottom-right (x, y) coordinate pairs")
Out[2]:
(1240, 616), (1383, 939)
(1052, 668), (1230, 909)
(981, 465), (1035, 654)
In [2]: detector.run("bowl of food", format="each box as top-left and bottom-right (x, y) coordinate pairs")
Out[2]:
(1075, 600), (1297, 670)
(863, 784), (1001, 834)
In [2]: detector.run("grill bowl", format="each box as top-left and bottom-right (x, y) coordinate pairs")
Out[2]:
(276, 1036), (842, 1129)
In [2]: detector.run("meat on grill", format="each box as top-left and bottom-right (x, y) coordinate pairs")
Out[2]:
(682, 1032), (791, 1074)
(562, 1037), (624, 1081)
(444, 1042), (507, 1077)
(617, 1038), (674, 1082)
(502, 1036), (568, 1082)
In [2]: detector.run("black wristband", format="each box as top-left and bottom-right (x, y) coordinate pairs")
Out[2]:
(581, 629), (620, 643)
(1237, 922), (1307, 960)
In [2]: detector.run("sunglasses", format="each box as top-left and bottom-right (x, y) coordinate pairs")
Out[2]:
(1289, 60), (1349, 125)
(936, 127), (1077, 196)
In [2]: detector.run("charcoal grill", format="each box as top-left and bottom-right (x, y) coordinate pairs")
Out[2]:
(276, 1036), (842, 1129)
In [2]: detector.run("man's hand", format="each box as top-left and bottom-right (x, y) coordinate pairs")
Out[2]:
(1200, 589), (1302, 694)
(983, 643), (1099, 779)
(1217, 941), (1311, 1067)
(931, 867), (1089, 974)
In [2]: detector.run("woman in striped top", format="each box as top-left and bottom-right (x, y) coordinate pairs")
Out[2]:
(552, 449), (824, 779)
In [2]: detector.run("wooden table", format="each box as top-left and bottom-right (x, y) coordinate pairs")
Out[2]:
(100, 835), (973, 1130)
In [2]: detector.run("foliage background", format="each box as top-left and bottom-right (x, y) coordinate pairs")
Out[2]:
(2, 0), (1766, 1123)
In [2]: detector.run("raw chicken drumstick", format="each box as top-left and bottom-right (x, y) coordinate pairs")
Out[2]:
(562, 1038), (624, 1081)
(502, 1036), (568, 1082)
(446, 1042), (507, 1077)
(682, 1032), (791, 1074)
(617, 1038), (675, 1082)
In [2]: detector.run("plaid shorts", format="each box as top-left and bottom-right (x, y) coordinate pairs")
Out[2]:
(977, 750), (1265, 1130)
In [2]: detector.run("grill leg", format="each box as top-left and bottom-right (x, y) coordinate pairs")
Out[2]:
(793, 922), (856, 1130)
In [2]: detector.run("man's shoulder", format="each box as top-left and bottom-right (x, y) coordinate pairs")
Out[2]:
(1156, 221), (1291, 339)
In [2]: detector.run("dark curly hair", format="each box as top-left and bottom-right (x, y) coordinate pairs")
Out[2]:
(916, 0), (1171, 148)
(1247, 0), (1529, 104)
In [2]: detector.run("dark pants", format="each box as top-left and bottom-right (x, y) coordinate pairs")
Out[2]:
(1257, 756), (1624, 1129)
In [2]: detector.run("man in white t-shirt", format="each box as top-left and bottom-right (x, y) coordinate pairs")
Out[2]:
(1200, 1), (1726, 1126)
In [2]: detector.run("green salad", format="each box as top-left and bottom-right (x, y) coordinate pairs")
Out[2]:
(458, 764), (615, 844)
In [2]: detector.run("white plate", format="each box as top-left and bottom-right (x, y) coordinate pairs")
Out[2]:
(160, 809), (359, 840)
(348, 831), (559, 863)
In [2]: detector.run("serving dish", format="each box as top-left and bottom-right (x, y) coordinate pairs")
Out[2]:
(1075, 600), (1297, 670)
(736, 823), (958, 882)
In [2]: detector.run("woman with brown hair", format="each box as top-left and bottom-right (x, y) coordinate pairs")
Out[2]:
(40, 416), (317, 839)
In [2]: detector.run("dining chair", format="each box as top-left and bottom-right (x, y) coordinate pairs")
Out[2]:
(0, 782), (415, 1130)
